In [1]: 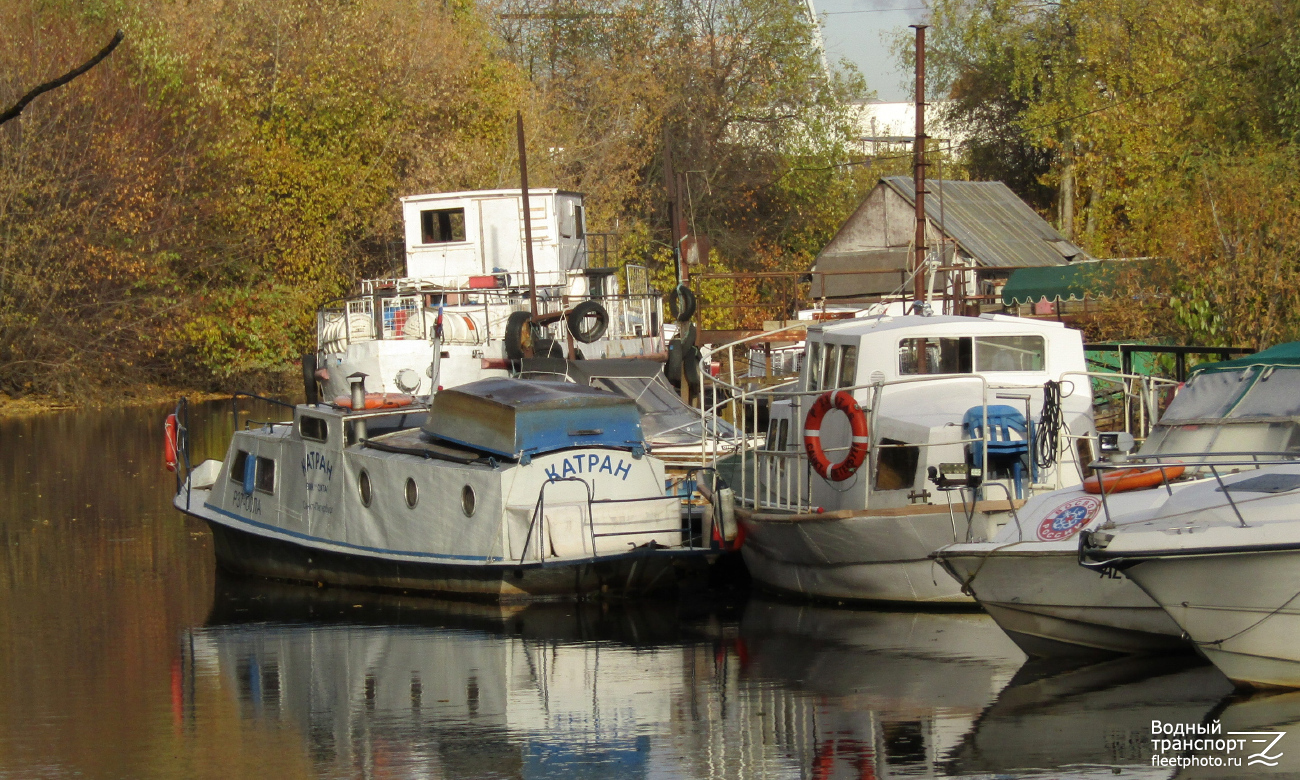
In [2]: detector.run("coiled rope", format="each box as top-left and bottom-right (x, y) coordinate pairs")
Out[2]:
(1035, 380), (1062, 471)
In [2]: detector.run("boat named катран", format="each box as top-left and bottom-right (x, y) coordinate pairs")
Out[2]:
(172, 378), (714, 600)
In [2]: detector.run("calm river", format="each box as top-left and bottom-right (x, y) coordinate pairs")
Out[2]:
(2, 401), (1296, 779)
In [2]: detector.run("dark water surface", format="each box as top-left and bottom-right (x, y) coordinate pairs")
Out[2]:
(3, 401), (1299, 779)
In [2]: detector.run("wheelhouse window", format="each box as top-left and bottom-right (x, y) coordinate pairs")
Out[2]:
(898, 335), (1045, 375)
(420, 208), (466, 244)
(838, 345), (858, 388)
(821, 344), (841, 391)
(899, 337), (972, 375)
(229, 450), (249, 484)
(255, 457), (275, 494)
(806, 341), (823, 391)
(300, 415), (328, 442)
(975, 336), (1046, 372)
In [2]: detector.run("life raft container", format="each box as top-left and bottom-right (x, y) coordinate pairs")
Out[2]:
(803, 390), (870, 481)
(1083, 464), (1185, 495)
(332, 393), (415, 410)
(164, 413), (179, 472)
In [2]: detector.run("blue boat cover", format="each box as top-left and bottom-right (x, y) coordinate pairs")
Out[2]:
(423, 377), (645, 459)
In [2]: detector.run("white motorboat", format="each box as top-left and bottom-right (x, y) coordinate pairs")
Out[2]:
(938, 346), (1300, 657)
(1080, 348), (1300, 687)
(168, 377), (718, 601)
(310, 188), (666, 401)
(706, 313), (1106, 604)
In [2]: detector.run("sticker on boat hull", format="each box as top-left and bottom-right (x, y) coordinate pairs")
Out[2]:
(1036, 496), (1102, 541)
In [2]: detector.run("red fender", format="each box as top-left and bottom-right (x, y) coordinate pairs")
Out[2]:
(164, 413), (179, 473)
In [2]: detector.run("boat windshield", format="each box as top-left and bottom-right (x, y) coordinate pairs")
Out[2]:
(1140, 367), (1300, 456)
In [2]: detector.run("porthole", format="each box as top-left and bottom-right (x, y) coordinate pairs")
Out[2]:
(359, 469), (373, 507)
(461, 484), (476, 517)
(405, 478), (418, 509)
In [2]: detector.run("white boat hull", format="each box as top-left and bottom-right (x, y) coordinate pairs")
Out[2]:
(740, 510), (974, 604)
(938, 547), (1186, 655)
(1124, 548), (1300, 688)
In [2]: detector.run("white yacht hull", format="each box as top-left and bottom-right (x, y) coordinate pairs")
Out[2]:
(937, 546), (1186, 655)
(740, 510), (975, 604)
(1123, 548), (1300, 688)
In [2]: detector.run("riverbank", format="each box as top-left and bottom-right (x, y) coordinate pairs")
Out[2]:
(0, 388), (235, 420)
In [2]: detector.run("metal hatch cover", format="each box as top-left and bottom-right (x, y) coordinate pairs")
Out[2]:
(1216, 473), (1300, 494)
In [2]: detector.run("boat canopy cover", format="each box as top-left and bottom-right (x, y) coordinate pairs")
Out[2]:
(423, 377), (644, 459)
(1189, 341), (1300, 376)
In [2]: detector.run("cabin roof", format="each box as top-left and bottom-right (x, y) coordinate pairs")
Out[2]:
(812, 313), (1069, 340)
(400, 188), (583, 205)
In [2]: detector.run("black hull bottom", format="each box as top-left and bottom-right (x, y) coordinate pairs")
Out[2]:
(205, 520), (715, 602)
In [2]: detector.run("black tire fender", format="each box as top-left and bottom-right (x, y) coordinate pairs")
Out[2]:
(668, 284), (696, 322)
(566, 300), (609, 344)
(302, 352), (319, 405)
(504, 311), (534, 361)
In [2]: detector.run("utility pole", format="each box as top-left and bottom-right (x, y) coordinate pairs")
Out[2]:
(516, 112), (539, 325)
(911, 24), (928, 312)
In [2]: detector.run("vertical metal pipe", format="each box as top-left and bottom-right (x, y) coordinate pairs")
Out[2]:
(517, 112), (539, 324)
(911, 25), (928, 308)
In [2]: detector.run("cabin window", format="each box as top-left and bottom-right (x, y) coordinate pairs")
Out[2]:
(420, 208), (466, 244)
(461, 485), (476, 517)
(822, 344), (841, 391)
(975, 336), (1046, 372)
(229, 450), (249, 485)
(405, 478), (418, 509)
(574, 205), (585, 238)
(359, 469), (373, 507)
(874, 438), (920, 491)
(807, 341), (823, 391)
(838, 345), (858, 388)
(255, 457), (276, 494)
(300, 416), (328, 442)
(899, 337), (972, 375)
(765, 418), (790, 451)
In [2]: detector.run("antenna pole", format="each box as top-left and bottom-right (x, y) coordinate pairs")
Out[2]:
(911, 24), (928, 310)
(517, 111), (539, 323)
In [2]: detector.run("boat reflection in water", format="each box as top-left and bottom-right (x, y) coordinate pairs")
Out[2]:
(737, 601), (1028, 777)
(181, 582), (1244, 779)
(950, 655), (1232, 778)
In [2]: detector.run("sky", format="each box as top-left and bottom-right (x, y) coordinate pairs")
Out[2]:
(812, 0), (931, 101)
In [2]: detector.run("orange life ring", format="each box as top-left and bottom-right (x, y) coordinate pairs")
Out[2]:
(333, 393), (415, 410)
(164, 413), (179, 473)
(804, 390), (870, 481)
(1083, 464), (1185, 494)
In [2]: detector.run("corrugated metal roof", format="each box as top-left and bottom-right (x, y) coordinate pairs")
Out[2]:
(883, 176), (1091, 268)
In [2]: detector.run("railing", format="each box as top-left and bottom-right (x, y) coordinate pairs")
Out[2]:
(317, 286), (664, 353)
(1087, 452), (1300, 532)
(515, 476), (718, 566)
(694, 324), (1177, 514)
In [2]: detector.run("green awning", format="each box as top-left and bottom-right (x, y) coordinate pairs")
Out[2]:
(1189, 342), (1300, 376)
(1001, 262), (1118, 306)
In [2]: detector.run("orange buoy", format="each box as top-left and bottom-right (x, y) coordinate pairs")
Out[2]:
(1083, 464), (1185, 495)
(803, 390), (870, 482)
(164, 413), (179, 472)
(333, 393), (415, 410)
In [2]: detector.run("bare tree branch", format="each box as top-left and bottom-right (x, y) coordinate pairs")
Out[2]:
(0, 30), (124, 126)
